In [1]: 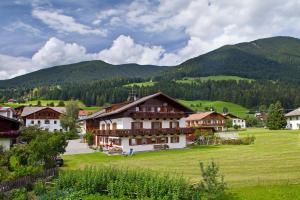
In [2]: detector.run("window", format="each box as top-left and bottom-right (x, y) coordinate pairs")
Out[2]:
(129, 138), (137, 146)
(171, 136), (179, 143)
(112, 123), (117, 130)
(54, 129), (57, 132)
(152, 122), (161, 129)
(132, 122), (143, 129)
(160, 137), (168, 143)
(101, 124), (105, 130)
(135, 107), (139, 112)
(38, 120), (41, 125)
(54, 121), (57, 124)
(31, 120), (34, 124)
(142, 137), (147, 144)
(60, 129), (63, 132)
(170, 121), (179, 128)
(107, 124), (110, 130)
(151, 137), (156, 144)
(45, 120), (50, 124)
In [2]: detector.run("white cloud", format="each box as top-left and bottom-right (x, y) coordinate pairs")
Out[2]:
(0, 35), (166, 79)
(32, 9), (106, 36)
(3, 21), (42, 36)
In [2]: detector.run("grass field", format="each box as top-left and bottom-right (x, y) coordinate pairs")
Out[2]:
(123, 81), (156, 87)
(62, 128), (300, 199)
(178, 99), (249, 118)
(1, 100), (101, 111)
(176, 75), (254, 84)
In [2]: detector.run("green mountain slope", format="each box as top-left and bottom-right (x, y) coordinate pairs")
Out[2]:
(1, 36), (300, 88)
(164, 36), (300, 82)
(0, 61), (166, 88)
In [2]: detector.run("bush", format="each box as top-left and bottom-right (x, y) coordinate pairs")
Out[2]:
(221, 136), (256, 145)
(64, 130), (79, 140)
(84, 132), (94, 146)
(7, 187), (29, 200)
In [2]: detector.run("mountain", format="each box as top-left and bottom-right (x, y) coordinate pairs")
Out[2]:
(165, 36), (300, 82)
(0, 61), (166, 88)
(1, 36), (300, 88)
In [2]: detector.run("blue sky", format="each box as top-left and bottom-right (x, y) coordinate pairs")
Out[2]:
(0, 0), (300, 79)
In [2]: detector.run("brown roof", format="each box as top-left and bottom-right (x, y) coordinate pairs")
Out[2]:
(285, 107), (300, 117)
(21, 107), (66, 117)
(83, 92), (194, 120)
(0, 115), (21, 124)
(185, 112), (215, 121)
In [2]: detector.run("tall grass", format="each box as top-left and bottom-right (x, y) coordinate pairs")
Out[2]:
(52, 167), (197, 200)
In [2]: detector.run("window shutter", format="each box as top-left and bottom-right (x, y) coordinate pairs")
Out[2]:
(136, 138), (142, 145)
(160, 122), (162, 128)
(169, 121), (172, 128)
(131, 122), (134, 129)
(176, 122), (179, 128)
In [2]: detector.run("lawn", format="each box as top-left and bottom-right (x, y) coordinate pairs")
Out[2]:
(63, 128), (300, 198)
(178, 99), (249, 118)
(176, 75), (254, 84)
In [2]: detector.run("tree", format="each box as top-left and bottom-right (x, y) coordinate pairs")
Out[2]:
(36, 100), (41, 106)
(49, 102), (55, 107)
(222, 107), (229, 114)
(60, 100), (79, 132)
(57, 100), (65, 107)
(266, 101), (287, 130)
(225, 119), (232, 130)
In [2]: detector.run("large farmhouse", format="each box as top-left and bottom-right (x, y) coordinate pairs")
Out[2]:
(285, 108), (300, 130)
(0, 115), (21, 150)
(21, 107), (66, 132)
(81, 92), (194, 153)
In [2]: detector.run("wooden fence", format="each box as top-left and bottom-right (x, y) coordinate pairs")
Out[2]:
(0, 167), (58, 193)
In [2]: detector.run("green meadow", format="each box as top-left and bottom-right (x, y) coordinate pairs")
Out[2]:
(176, 75), (254, 84)
(63, 128), (300, 199)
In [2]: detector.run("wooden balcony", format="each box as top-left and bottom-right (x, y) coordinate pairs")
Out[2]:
(0, 131), (20, 138)
(93, 128), (194, 137)
(188, 123), (225, 128)
(130, 111), (185, 119)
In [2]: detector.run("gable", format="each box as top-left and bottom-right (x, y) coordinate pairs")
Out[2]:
(25, 108), (63, 119)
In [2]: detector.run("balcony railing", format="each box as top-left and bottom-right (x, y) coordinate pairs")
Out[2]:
(188, 123), (225, 127)
(130, 111), (185, 119)
(0, 130), (20, 138)
(93, 128), (194, 137)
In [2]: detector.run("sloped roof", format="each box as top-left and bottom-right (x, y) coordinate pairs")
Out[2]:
(185, 112), (215, 121)
(21, 107), (66, 117)
(0, 115), (21, 124)
(83, 92), (194, 120)
(285, 107), (300, 117)
(223, 113), (241, 119)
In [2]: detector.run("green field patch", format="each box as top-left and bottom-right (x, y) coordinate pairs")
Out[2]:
(123, 81), (156, 87)
(176, 75), (254, 84)
(178, 99), (249, 118)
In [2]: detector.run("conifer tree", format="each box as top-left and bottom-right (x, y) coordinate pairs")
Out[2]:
(267, 101), (287, 130)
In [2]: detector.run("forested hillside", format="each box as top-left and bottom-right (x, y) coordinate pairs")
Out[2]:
(160, 36), (300, 83)
(0, 61), (165, 88)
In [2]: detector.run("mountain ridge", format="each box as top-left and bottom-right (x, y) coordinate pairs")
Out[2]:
(1, 36), (300, 88)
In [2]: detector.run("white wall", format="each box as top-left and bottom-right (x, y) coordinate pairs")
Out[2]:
(287, 116), (300, 130)
(25, 119), (64, 132)
(232, 118), (246, 128)
(121, 134), (186, 153)
(0, 138), (11, 150)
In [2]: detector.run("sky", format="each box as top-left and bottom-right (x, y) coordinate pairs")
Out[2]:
(0, 0), (300, 80)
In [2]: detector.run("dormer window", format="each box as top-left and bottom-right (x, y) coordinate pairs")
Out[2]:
(135, 107), (139, 112)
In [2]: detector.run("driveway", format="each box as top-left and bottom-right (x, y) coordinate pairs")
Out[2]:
(64, 139), (95, 155)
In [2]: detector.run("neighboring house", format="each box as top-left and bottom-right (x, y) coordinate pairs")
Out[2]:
(80, 92), (194, 153)
(223, 113), (246, 128)
(186, 111), (226, 131)
(7, 99), (17, 103)
(285, 108), (300, 130)
(255, 112), (267, 121)
(0, 115), (21, 150)
(77, 110), (98, 134)
(21, 107), (66, 132)
(0, 107), (16, 118)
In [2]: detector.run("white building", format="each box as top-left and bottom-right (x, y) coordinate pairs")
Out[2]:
(0, 107), (15, 119)
(0, 115), (21, 150)
(223, 113), (246, 128)
(21, 107), (66, 132)
(81, 92), (195, 153)
(285, 108), (300, 130)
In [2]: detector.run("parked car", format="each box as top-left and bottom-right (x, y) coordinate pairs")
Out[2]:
(55, 156), (64, 167)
